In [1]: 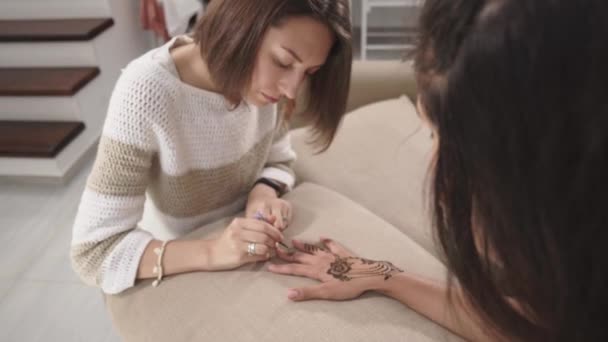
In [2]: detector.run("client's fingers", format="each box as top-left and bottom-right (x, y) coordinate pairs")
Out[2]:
(292, 239), (329, 255)
(320, 237), (354, 257)
(267, 263), (318, 280)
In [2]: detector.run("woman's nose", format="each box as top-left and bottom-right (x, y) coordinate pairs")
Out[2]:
(279, 72), (305, 100)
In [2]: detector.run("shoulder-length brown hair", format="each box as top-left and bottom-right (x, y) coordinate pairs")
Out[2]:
(193, 0), (352, 151)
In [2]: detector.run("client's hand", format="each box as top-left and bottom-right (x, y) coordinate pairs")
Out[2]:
(267, 237), (403, 301)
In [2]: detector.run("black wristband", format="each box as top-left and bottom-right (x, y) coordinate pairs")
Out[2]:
(253, 177), (284, 196)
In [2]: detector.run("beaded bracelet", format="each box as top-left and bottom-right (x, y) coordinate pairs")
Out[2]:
(152, 240), (170, 287)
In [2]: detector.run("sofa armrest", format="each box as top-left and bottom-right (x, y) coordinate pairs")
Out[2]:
(291, 60), (417, 129)
(346, 60), (417, 112)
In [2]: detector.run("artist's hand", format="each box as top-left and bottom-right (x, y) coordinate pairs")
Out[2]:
(207, 217), (284, 271)
(267, 237), (403, 301)
(246, 183), (292, 230)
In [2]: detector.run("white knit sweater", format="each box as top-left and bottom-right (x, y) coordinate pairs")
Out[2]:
(70, 36), (296, 294)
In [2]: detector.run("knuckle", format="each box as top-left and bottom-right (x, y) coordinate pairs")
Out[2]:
(228, 227), (240, 237)
(225, 229), (235, 239)
(257, 244), (269, 255)
(263, 224), (274, 235)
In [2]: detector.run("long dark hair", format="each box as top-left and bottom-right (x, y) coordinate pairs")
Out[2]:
(194, 0), (352, 151)
(415, 0), (608, 340)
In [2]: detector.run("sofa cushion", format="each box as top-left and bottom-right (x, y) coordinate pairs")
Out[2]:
(291, 96), (440, 257)
(105, 183), (459, 342)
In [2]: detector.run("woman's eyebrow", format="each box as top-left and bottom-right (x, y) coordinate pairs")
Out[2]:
(281, 45), (303, 62)
(281, 45), (324, 69)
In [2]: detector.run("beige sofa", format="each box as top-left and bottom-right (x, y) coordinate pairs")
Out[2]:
(291, 60), (438, 257)
(104, 61), (458, 341)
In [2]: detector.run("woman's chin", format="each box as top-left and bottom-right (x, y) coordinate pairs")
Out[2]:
(244, 95), (265, 107)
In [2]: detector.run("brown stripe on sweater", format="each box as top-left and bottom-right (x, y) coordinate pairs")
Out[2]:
(147, 131), (275, 217)
(85, 125), (294, 218)
(70, 230), (131, 287)
(87, 136), (154, 197)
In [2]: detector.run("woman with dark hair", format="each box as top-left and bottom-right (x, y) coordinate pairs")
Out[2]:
(269, 0), (608, 340)
(70, 0), (352, 295)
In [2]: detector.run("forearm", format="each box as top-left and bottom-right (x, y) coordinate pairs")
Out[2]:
(246, 184), (278, 216)
(376, 272), (496, 341)
(137, 239), (214, 279)
(248, 183), (279, 202)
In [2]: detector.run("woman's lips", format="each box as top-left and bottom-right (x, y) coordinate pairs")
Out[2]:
(262, 93), (279, 103)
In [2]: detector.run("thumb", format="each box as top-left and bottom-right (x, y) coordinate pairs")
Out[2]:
(287, 283), (331, 302)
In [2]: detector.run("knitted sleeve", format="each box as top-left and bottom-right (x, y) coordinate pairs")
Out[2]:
(70, 61), (170, 294)
(259, 112), (297, 191)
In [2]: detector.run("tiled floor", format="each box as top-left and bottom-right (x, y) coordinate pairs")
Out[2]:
(0, 153), (121, 342)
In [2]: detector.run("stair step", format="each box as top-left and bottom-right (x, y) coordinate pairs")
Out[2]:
(0, 121), (85, 158)
(0, 18), (114, 42)
(0, 67), (99, 96)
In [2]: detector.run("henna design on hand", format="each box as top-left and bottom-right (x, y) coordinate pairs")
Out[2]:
(327, 256), (403, 281)
(303, 243), (328, 254)
(327, 256), (353, 281)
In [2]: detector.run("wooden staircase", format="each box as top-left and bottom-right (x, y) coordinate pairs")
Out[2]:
(0, 67), (100, 96)
(0, 121), (85, 158)
(0, 19), (112, 178)
(0, 1), (154, 181)
(0, 18), (114, 42)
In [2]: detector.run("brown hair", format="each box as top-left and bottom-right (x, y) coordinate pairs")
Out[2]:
(415, 0), (608, 341)
(194, 0), (352, 151)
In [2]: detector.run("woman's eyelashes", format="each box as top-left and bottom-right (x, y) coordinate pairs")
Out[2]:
(273, 56), (319, 76)
(273, 57), (291, 69)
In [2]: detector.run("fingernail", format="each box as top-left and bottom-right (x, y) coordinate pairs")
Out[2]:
(287, 289), (299, 300)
